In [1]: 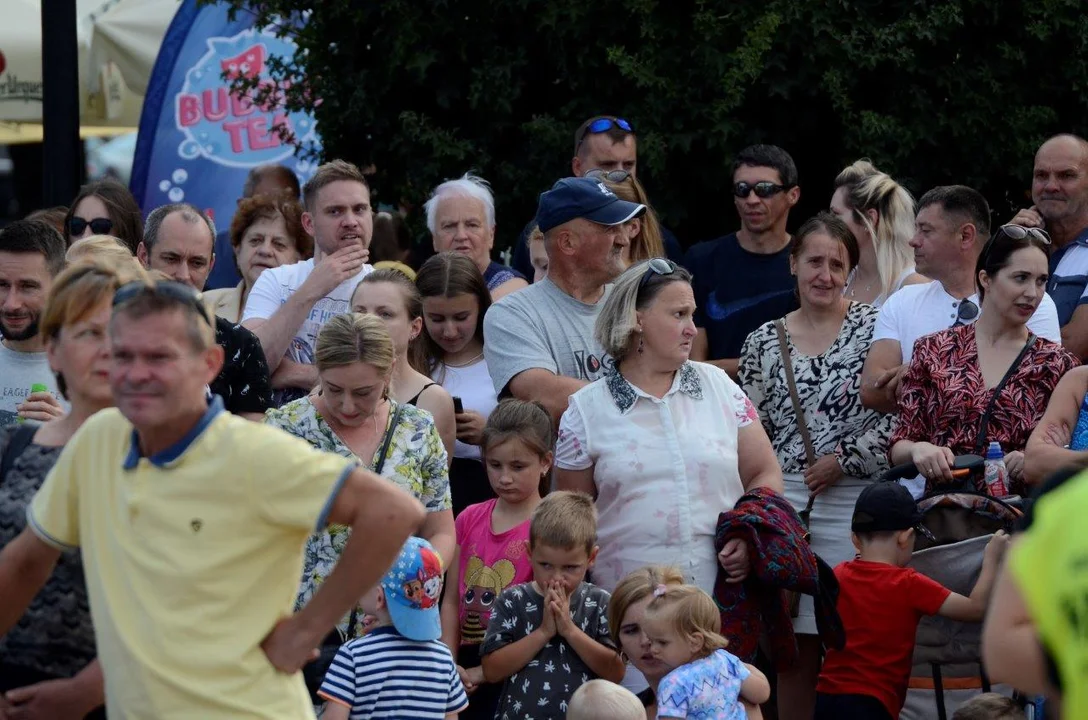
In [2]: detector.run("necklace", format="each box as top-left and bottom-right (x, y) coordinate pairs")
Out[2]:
(445, 351), (484, 368)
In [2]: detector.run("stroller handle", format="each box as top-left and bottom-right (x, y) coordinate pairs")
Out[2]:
(880, 454), (984, 483)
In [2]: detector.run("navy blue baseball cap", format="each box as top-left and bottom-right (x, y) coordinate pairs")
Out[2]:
(535, 177), (647, 233)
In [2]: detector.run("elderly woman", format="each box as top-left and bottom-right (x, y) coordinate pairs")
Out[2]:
(0, 258), (144, 719)
(891, 225), (1079, 495)
(204, 195), (311, 323)
(739, 212), (894, 719)
(64, 179), (144, 253)
(554, 259), (783, 596)
(423, 173), (528, 300)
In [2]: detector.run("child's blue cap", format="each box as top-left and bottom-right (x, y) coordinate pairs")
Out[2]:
(381, 536), (444, 641)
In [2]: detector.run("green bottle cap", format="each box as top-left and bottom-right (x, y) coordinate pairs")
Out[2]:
(30, 383), (49, 394)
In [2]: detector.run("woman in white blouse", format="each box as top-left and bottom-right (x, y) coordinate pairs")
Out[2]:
(554, 259), (783, 598)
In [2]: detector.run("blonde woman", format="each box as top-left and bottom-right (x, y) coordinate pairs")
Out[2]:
(830, 159), (927, 306)
(600, 173), (666, 265)
(66, 234), (140, 268)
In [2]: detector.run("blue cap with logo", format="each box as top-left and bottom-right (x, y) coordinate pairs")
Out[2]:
(381, 536), (445, 641)
(534, 177), (647, 233)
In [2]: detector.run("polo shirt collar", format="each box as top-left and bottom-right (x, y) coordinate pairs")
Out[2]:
(122, 395), (225, 470)
(1050, 226), (1088, 270)
(606, 361), (703, 414)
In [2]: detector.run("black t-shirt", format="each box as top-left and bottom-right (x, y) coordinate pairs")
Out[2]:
(684, 232), (798, 360)
(212, 316), (273, 415)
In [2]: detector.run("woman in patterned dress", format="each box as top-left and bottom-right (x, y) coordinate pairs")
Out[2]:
(739, 212), (894, 719)
(265, 312), (454, 640)
(890, 225), (1079, 495)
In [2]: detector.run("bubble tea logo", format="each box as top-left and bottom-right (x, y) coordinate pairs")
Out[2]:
(174, 27), (318, 169)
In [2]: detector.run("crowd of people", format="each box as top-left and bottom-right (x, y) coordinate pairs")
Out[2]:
(0, 115), (1087, 720)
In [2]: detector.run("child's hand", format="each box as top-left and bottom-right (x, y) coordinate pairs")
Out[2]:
(457, 665), (485, 694)
(985, 530), (1010, 563)
(540, 589), (559, 639)
(549, 581), (576, 639)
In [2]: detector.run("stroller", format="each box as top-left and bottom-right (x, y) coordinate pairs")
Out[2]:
(880, 455), (1022, 720)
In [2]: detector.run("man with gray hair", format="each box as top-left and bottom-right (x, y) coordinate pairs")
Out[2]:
(138, 203), (273, 420)
(424, 172), (527, 299)
(483, 177), (645, 422)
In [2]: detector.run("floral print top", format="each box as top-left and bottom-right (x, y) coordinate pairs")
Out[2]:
(265, 396), (450, 635)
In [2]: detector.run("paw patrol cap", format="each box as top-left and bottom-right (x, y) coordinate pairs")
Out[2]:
(381, 536), (444, 641)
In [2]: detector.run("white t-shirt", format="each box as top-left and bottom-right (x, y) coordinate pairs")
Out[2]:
(0, 344), (65, 426)
(874, 280), (1061, 364)
(434, 358), (498, 461)
(240, 258), (373, 365)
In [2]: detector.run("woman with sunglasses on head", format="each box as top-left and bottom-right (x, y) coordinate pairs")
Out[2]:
(553, 259), (783, 680)
(890, 225), (1079, 496)
(0, 257), (145, 720)
(830, 160), (928, 306)
(738, 213), (895, 718)
(64, 179), (144, 254)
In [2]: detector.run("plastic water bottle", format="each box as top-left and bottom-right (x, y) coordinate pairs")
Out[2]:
(15, 383), (50, 424)
(984, 441), (1009, 498)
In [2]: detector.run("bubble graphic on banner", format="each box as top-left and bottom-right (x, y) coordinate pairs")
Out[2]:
(174, 28), (319, 170)
(172, 169), (188, 184)
(168, 187), (185, 202)
(159, 180), (171, 192)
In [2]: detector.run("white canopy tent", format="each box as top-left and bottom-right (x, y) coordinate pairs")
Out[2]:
(0, 0), (179, 140)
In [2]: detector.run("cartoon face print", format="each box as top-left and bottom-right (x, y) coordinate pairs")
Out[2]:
(460, 557), (518, 643)
(402, 578), (424, 606)
(424, 574), (442, 603)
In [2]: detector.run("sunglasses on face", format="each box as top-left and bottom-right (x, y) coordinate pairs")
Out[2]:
(112, 280), (213, 327)
(584, 169), (631, 184)
(575, 117), (634, 151)
(68, 216), (113, 236)
(637, 257), (676, 293)
(734, 181), (792, 199)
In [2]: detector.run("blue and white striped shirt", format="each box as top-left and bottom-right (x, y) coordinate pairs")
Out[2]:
(318, 627), (468, 719)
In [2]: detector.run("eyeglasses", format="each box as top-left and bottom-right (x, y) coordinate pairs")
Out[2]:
(575, 117), (634, 151)
(112, 280), (213, 327)
(734, 181), (793, 199)
(637, 258), (676, 293)
(68, 216), (113, 236)
(998, 224), (1051, 245)
(584, 169), (631, 184)
(953, 298), (979, 327)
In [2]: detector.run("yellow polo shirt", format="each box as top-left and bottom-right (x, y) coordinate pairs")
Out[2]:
(28, 399), (355, 719)
(1010, 472), (1088, 719)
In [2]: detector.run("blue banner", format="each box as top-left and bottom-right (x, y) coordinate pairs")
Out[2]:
(130, 1), (320, 289)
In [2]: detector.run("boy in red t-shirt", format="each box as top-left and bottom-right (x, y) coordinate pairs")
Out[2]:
(814, 483), (1009, 720)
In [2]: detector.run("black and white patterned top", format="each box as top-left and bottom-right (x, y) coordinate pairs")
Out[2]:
(0, 425), (95, 678)
(212, 317), (273, 415)
(480, 581), (614, 720)
(738, 302), (893, 479)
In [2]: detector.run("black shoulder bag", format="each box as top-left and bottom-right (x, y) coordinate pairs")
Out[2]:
(0, 425), (38, 484)
(303, 402), (404, 703)
(974, 335), (1037, 454)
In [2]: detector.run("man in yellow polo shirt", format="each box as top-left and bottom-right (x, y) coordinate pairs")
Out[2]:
(0, 280), (426, 719)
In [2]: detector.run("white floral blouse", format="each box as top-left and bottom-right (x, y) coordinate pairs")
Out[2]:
(264, 396), (451, 635)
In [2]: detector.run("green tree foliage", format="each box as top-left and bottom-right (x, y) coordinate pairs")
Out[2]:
(218, 0), (1088, 249)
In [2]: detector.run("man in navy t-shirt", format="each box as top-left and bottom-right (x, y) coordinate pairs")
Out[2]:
(686, 144), (801, 377)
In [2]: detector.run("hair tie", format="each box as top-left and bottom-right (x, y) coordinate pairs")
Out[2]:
(652, 584), (667, 598)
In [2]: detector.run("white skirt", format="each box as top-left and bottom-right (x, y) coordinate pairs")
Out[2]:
(782, 472), (872, 635)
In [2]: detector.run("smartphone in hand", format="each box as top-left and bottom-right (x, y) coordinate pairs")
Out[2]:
(452, 396), (464, 414)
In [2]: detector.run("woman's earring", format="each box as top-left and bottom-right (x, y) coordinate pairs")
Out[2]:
(637, 332), (644, 355)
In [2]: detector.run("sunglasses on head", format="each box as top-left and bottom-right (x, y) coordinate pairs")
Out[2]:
(68, 216), (113, 236)
(575, 117), (634, 151)
(584, 169), (631, 184)
(112, 280), (213, 327)
(997, 224), (1051, 245)
(734, 181), (792, 199)
(637, 257), (676, 293)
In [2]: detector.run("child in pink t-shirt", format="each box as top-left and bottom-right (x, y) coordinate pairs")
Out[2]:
(441, 399), (554, 720)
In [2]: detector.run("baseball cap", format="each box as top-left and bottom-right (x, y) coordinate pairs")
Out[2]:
(535, 177), (647, 233)
(381, 536), (445, 641)
(851, 482), (925, 534)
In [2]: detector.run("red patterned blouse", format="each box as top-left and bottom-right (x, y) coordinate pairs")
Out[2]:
(890, 324), (1079, 494)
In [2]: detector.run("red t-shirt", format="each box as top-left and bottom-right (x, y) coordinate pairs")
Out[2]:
(816, 559), (952, 718)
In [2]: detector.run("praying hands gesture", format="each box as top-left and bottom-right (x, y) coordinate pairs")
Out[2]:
(545, 581), (576, 639)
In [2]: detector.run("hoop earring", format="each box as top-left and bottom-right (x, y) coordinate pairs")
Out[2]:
(619, 650), (630, 664)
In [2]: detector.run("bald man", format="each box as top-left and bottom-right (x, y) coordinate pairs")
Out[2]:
(1011, 134), (1088, 358)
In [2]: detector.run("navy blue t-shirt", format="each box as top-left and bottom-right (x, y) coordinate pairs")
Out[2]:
(685, 233), (798, 360)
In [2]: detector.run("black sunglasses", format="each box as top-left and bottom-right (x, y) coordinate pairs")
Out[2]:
(953, 298), (979, 327)
(575, 117), (634, 151)
(584, 169), (631, 184)
(113, 281), (213, 327)
(68, 216), (113, 236)
(734, 181), (793, 199)
(637, 258), (676, 293)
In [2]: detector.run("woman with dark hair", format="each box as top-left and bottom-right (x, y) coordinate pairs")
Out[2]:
(739, 212), (894, 718)
(64, 179), (144, 253)
(204, 195), (311, 323)
(891, 225), (1079, 494)
(416, 252), (495, 514)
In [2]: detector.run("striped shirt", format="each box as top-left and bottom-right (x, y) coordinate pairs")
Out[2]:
(318, 627), (468, 719)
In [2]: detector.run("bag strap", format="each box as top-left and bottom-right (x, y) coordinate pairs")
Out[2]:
(373, 402), (404, 475)
(974, 334), (1037, 453)
(775, 320), (817, 466)
(0, 424), (37, 485)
